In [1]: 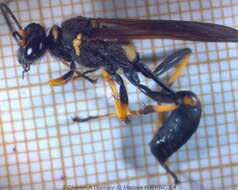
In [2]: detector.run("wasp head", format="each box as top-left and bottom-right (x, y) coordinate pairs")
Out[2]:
(17, 23), (47, 76)
(1, 3), (47, 78)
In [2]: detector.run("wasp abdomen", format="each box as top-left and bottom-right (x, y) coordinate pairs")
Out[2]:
(150, 91), (201, 163)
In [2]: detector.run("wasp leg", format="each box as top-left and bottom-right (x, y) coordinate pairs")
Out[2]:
(48, 70), (74, 86)
(101, 69), (129, 122)
(73, 69), (129, 123)
(48, 62), (76, 86)
(152, 48), (192, 132)
(133, 61), (178, 98)
(124, 68), (177, 103)
(161, 163), (180, 186)
(60, 60), (98, 84)
(156, 113), (165, 133)
(72, 69), (98, 84)
(73, 103), (177, 122)
(48, 61), (97, 86)
(123, 67), (178, 133)
(128, 104), (177, 116)
(154, 48), (191, 76)
(154, 48), (192, 86)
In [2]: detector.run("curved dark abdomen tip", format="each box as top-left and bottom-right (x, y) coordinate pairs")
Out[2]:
(149, 101), (201, 164)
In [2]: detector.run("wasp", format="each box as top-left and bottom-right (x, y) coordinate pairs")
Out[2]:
(1, 3), (238, 186)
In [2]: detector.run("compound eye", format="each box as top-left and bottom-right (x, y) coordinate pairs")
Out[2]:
(24, 37), (46, 61)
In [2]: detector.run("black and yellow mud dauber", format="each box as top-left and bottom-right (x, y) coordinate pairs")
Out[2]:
(1, 2), (238, 186)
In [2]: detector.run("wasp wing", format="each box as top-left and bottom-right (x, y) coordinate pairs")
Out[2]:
(89, 18), (238, 42)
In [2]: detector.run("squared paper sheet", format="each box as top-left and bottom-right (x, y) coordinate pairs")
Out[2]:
(0, 0), (238, 190)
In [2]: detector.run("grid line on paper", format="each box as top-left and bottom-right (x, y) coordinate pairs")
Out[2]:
(7, 1), (32, 189)
(230, 5), (238, 189)
(0, 0), (238, 190)
(42, 0), (68, 188)
(0, 118), (11, 189)
(37, 1), (58, 189)
(0, 14), (11, 189)
(221, 1), (238, 189)
(47, 0), (66, 188)
(26, 1), (47, 189)
(214, 1), (229, 189)
(203, 11), (221, 190)
(201, 1), (220, 189)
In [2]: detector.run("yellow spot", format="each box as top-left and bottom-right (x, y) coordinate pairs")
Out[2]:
(91, 19), (99, 28)
(18, 29), (26, 47)
(73, 39), (82, 56)
(52, 26), (59, 40)
(183, 96), (196, 106)
(19, 40), (25, 48)
(76, 33), (82, 40)
(168, 54), (191, 85)
(122, 44), (137, 62)
(72, 33), (83, 56)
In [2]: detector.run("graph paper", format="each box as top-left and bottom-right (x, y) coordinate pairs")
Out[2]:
(0, 0), (238, 190)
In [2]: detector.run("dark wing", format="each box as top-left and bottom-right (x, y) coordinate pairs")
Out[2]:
(88, 18), (238, 42)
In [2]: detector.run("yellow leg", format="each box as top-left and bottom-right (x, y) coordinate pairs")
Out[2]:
(153, 113), (165, 134)
(48, 60), (76, 86)
(155, 51), (191, 131)
(48, 70), (74, 86)
(48, 58), (98, 86)
(73, 103), (178, 123)
(73, 68), (178, 123)
(102, 67), (178, 122)
(128, 104), (178, 116)
(157, 113), (164, 128)
(155, 105), (177, 131)
(168, 54), (191, 85)
(101, 69), (129, 121)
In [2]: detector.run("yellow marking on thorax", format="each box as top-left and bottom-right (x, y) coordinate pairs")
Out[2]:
(52, 26), (59, 40)
(91, 19), (99, 28)
(122, 43), (137, 62)
(72, 33), (82, 56)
